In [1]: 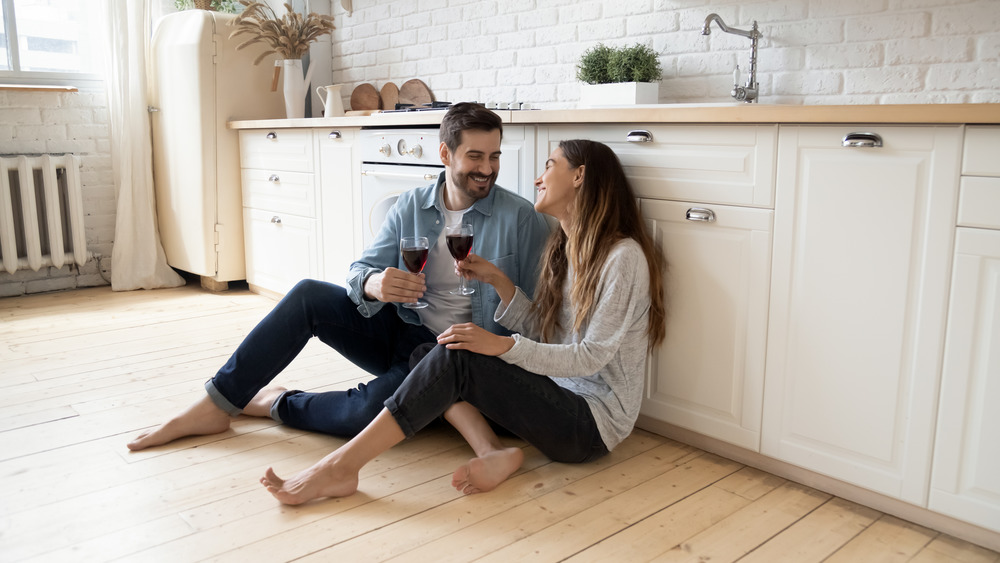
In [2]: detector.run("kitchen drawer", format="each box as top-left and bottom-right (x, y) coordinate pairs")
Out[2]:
(962, 126), (1000, 177)
(243, 207), (319, 296)
(957, 176), (1000, 230)
(539, 124), (777, 208)
(241, 168), (316, 217)
(239, 129), (314, 172)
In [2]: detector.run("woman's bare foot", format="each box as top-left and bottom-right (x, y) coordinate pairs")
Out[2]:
(244, 386), (288, 417)
(260, 457), (360, 505)
(451, 446), (524, 495)
(127, 395), (231, 451)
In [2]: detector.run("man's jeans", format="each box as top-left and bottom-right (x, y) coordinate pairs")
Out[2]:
(206, 279), (435, 436)
(385, 345), (610, 464)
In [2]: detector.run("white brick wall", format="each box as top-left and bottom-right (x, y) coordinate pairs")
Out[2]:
(0, 90), (114, 297)
(328, 0), (1000, 106)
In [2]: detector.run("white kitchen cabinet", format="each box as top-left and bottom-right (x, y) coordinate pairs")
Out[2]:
(931, 228), (1000, 533)
(243, 208), (319, 296)
(537, 124), (777, 449)
(316, 127), (359, 285)
(239, 129), (320, 296)
(762, 125), (963, 505)
(640, 199), (773, 450)
(930, 125), (1000, 533)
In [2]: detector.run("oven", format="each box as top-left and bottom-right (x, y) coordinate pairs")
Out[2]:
(359, 128), (443, 247)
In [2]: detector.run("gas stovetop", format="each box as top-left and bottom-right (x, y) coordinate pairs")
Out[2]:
(378, 101), (537, 113)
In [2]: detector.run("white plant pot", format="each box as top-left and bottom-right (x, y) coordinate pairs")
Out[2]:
(578, 82), (659, 108)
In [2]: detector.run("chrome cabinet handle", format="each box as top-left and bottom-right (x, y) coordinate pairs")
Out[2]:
(270, 216), (282, 224)
(686, 207), (716, 222)
(842, 132), (883, 148)
(268, 174), (280, 183)
(329, 130), (342, 139)
(626, 130), (653, 143)
(266, 132), (277, 140)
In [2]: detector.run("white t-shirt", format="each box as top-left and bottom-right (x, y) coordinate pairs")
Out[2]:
(417, 197), (473, 334)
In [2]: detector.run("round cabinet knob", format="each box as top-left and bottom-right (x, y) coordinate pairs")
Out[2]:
(270, 216), (282, 224)
(409, 144), (422, 158)
(379, 143), (392, 156)
(266, 132), (277, 140)
(268, 174), (280, 183)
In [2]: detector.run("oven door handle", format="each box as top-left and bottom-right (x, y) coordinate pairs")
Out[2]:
(361, 169), (440, 181)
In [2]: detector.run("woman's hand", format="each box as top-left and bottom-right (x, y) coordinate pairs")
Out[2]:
(456, 254), (515, 305)
(438, 322), (514, 356)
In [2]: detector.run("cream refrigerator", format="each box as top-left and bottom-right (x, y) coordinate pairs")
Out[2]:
(149, 10), (284, 287)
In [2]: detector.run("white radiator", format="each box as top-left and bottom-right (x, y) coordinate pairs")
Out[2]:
(0, 154), (90, 275)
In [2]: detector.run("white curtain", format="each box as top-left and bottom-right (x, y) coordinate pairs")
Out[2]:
(102, 0), (185, 291)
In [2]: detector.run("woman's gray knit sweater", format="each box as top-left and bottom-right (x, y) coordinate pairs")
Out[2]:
(496, 238), (652, 451)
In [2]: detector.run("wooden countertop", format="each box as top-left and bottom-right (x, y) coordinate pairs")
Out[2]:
(228, 103), (1000, 129)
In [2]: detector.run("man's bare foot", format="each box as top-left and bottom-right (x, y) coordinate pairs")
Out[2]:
(260, 458), (360, 505)
(451, 446), (524, 495)
(244, 386), (288, 417)
(127, 395), (231, 451)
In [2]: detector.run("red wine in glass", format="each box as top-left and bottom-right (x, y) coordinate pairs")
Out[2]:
(400, 236), (429, 309)
(445, 224), (475, 295)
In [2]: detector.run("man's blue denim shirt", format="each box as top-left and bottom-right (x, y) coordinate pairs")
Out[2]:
(346, 172), (552, 336)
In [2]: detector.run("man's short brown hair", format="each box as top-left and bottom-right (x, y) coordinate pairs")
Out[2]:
(439, 103), (503, 153)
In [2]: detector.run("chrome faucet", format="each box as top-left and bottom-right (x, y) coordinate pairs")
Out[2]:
(702, 13), (762, 103)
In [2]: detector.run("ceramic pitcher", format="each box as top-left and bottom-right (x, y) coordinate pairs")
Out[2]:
(316, 84), (346, 117)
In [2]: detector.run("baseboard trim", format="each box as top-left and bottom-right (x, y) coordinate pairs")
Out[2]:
(635, 415), (1000, 553)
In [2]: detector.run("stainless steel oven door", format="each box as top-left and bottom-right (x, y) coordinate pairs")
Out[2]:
(360, 163), (443, 248)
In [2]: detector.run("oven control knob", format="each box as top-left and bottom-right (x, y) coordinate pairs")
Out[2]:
(409, 144), (423, 158)
(379, 143), (392, 156)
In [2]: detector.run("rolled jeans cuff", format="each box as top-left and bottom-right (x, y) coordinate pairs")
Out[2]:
(383, 396), (418, 439)
(205, 379), (242, 417)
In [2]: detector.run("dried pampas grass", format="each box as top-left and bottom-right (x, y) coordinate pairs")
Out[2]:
(229, 1), (335, 65)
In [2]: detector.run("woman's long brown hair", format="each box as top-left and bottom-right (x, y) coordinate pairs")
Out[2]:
(531, 140), (666, 349)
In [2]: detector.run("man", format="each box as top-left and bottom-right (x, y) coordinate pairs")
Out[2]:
(128, 103), (551, 450)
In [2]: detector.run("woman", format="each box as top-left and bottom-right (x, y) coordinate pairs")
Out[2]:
(260, 140), (666, 504)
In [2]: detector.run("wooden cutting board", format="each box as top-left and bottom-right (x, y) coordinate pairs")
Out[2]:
(398, 79), (433, 106)
(380, 82), (399, 110)
(350, 83), (381, 111)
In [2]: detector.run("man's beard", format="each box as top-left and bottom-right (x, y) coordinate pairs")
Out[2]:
(449, 169), (496, 202)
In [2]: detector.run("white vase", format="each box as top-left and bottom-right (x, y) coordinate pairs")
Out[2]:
(280, 59), (315, 119)
(578, 82), (659, 108)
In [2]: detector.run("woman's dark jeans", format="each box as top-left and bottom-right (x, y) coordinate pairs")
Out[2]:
(385, 345), (609, 464)
(206, 279), (435, 436)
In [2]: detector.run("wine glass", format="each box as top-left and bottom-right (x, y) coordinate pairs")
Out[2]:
(400, 236), (429, 309)
(445, 223), (475, 295)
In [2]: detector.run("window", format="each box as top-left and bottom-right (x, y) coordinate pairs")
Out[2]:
(1, 0), (103, 88)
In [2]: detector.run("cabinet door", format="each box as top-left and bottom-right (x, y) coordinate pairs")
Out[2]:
(763, 125), (962, 504)
(930, 227), (1000, 533)
(317, 128), (358, 285)
(640, 199), (773, 450)
(243, 208), (318, 296)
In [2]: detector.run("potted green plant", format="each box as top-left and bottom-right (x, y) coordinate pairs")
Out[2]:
(577, 43), (662, 107)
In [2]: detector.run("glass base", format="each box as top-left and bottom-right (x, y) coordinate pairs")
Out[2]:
(449, 287), (475, 296)
(402, 300), (428, 309)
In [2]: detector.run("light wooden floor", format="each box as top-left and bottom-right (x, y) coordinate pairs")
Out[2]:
(2, 283), (998, 563)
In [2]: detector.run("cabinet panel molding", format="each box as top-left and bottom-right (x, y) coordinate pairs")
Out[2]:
(931, 227), (1000, 533)
(763, 125), (962, 504)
